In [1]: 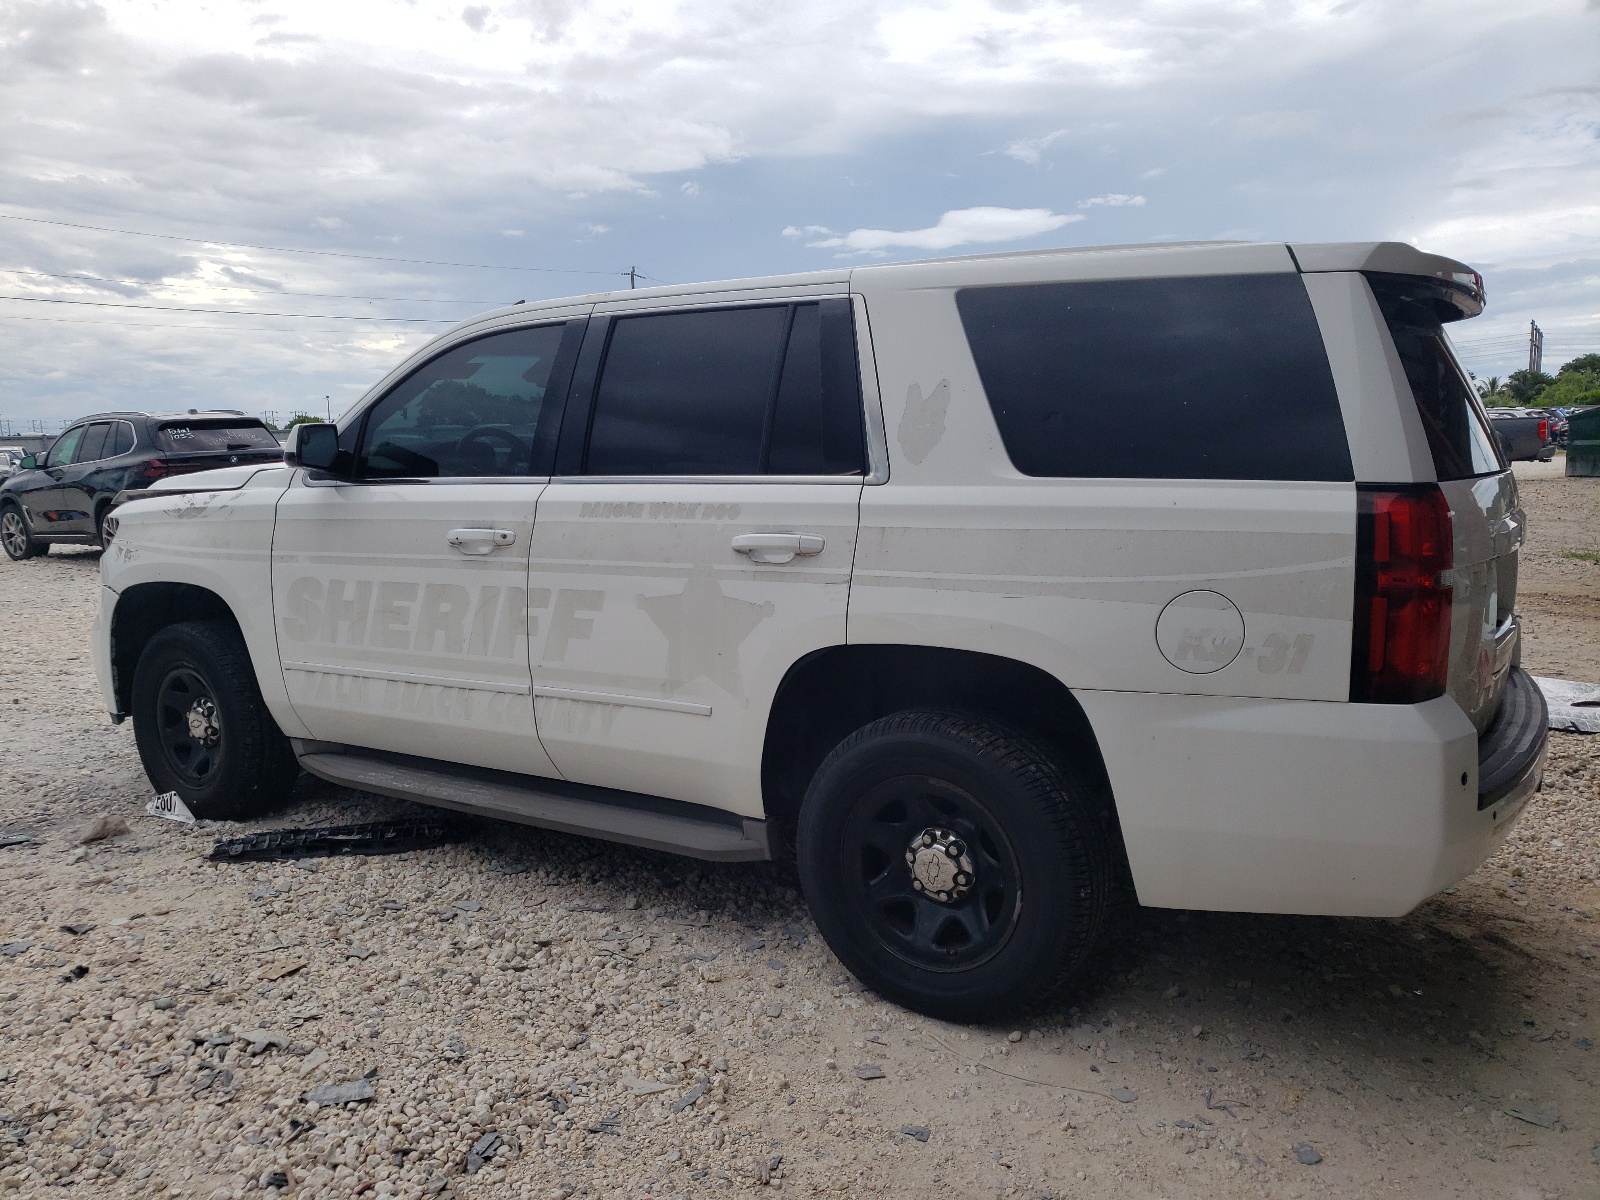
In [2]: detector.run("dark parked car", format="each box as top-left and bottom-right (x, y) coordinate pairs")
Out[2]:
(0, 411), (282, 560)
(1483, 407), (1555, 463)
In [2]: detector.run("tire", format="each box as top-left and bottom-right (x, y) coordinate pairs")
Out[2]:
(131, 619), (299, 820)
(797, 710), (1114, 1022)
(93, 503), (110, 549)
(1, 502), (40, 561)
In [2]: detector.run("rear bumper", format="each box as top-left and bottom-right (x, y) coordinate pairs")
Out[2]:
(1078, 686), (1544, 917)
(1477, 667), (1547, 811)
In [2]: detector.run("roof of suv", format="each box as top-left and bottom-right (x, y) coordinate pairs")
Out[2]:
(60, 410), (257, 425)
(446, 239), (1481, 338)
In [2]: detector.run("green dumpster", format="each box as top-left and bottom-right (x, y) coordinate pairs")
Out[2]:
(1568, 406), (1600, 477)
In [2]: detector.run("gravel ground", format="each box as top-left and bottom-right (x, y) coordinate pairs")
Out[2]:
(0, 470), (1596, 1200)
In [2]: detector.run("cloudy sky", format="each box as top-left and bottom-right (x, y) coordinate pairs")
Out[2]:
(1, 0), (1597, 428)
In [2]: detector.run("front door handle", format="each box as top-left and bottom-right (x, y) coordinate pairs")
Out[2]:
(731, 532), (825, 565)
(447, 527), (516, 556)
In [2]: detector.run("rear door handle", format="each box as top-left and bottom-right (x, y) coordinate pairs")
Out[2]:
(731, 532), (824, 565)
(447, 527), (516, 555)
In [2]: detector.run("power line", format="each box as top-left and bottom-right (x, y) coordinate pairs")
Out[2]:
(0, 293), (462, 322)
(0, 211), (631, 277)
(0, 312), (435, 335)
(1, 266), (508, 306)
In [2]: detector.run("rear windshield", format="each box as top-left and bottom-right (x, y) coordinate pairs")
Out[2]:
(157, 422), (280, 454)
(1365, 273), (1503, 480)
(956, 273), (1353, 481)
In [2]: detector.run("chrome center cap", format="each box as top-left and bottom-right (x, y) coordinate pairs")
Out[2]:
(186, 698), (221, 746)
(905, 827), (974, 903)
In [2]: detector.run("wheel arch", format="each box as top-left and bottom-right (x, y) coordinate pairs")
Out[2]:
(110, 582), (237, 716)
(761, 644), (1127, 874)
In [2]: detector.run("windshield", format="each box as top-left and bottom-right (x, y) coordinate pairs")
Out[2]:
(1366, 273), (1503, 480)
(156, 422), (280, 454)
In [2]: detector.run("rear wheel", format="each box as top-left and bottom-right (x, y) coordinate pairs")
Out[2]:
(1, 503), (40, 561)
(797, 709), (1114, 1022)
(132, 619), (299, 820)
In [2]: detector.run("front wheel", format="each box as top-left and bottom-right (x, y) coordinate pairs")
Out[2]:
(1, 503), (40, 561)
(131, 619), (300, 820)
(797, 710), (1114, 1022)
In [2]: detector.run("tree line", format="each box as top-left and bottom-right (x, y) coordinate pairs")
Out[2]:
(1477, 353), (1600, 408)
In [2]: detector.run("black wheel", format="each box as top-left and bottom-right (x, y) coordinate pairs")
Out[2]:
(92, 503), (110, 549)
(1, 503), (40, 561)
(797, 710), (1114, 1022)
(131, 619), (299, 820)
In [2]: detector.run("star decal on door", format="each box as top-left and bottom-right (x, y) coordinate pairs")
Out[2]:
(636, 575), (775, 697)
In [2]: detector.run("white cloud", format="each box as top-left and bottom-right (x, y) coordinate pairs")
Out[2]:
(680, 181), (699, 195)
(500, 228), (525, 237)
(1233, 110), (1321, 140)
(1078, 193), (1145, 208)
(782, 224), (833, 237)
(1004, 129), (1068, 165)
(582, 223), (609, 234)
(1140, 167), (1166, 179)
(809, 207), (1082, 254)
(461, 6), (491, 32)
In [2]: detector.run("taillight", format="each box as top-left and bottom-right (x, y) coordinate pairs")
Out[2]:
(1350, 485), (1453, 704)
(1538, 418), (1548, 441)
(129, 459), (170, 483)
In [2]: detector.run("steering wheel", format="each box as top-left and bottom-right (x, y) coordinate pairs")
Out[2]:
(452, 425), (530, 475)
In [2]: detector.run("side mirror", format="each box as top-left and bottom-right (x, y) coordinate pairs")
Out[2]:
(283, 423), (346, 475)
(18, 455), (36, 470)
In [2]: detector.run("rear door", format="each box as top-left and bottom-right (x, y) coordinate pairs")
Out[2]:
(1366, 274), (1517, 731)
(271, 318), (584, 776)
(525, 297), (869, 816)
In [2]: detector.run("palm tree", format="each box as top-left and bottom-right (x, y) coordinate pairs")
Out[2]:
(1477, 376), (1507, 404)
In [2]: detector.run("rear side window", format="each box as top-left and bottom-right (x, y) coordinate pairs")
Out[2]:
(583, 300), (866, 476)
(956, 274), (1353, 481)
(157, 422), (279, 454)
(1365, 273), (1502, 480)
(74, 422), (111, 464)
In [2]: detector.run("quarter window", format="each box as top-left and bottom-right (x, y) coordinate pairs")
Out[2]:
(360, 323), (571, 479)
(956, 274), (1354, 481)
(582, 300), (866, 476)
(109, 421), (136, 457)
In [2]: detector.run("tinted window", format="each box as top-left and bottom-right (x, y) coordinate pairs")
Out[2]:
(75, 422), (111, 464)
(46, 426), (85, 468)
(583, 302), (865, 476)
(361, 323), (569, 479)
(587, 306), (789, 475)
(157, 423), (279, 453)
(1366, 274), (1502, 480)
(109, 421), (136, 457)
(957, 274), (1353, 481)
(768, 300), (868, 475)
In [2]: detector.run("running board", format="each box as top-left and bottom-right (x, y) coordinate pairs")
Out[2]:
(290, 742), (771, 863)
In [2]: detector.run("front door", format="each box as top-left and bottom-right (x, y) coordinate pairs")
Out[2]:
(271, 318), (584, 776)
(527, 298), (870, 817)
(16, 423), (90, 534)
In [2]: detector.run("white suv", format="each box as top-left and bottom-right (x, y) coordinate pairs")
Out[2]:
(91, 240), (1547, 1019)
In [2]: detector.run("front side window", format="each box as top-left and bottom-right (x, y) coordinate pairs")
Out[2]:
(46, 426), (85, 468)
(957, 274), (1354, 482)
(583, 300), (866, 476)
(74, 422), (112, 464)
(1366, 273), (1502, 480)
(360, 323), (569, 479)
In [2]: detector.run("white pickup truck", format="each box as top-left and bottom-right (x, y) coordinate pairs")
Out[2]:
(92, 240), (1547, 1019)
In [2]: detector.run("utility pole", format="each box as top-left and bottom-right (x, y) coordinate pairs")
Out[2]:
(1528, 321), (1544, 374)
(324, 395), (331, 422)
(629, 266), (638, 290)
